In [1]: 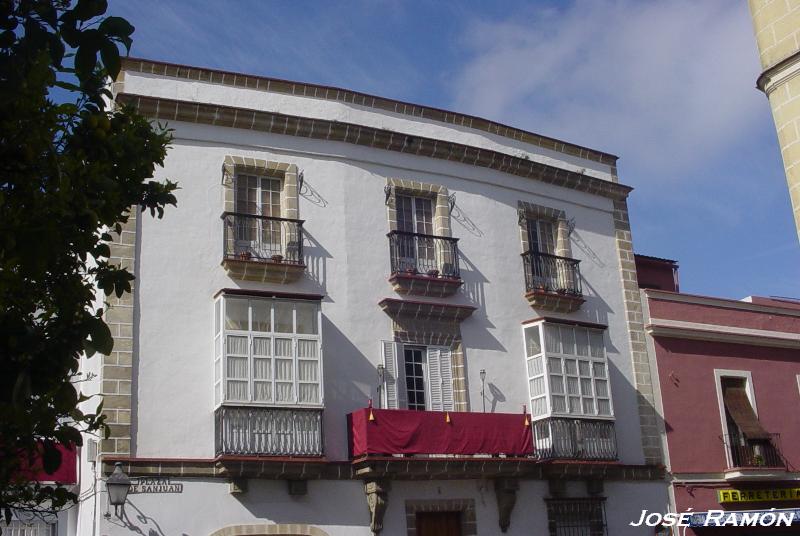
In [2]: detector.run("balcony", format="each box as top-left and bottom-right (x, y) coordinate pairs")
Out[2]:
(348, 408), (533, 458)
(522, 251), (584, 312)
(721, 433), (786, 480)
(532, 418), (617, 461)
(221, 212), (305, 283)
(215, 406), (324, 457)
(387, 230), (462, 297)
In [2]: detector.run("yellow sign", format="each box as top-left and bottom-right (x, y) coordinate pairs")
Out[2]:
(718, 488), (800, 503)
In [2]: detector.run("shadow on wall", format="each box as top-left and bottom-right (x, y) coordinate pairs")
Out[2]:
(570, 230), (605, 269)
(300, 178), (328, 208)
(578, 277), (612, 328)
(487, 382), (507, 413)
(112, 499), (175, 536)
(302, 230), (331, 295)
(451, 202), (483, 238)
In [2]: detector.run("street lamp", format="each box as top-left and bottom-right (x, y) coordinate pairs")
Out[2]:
(479, 369), (486, 413)
(106, 462), (131, 517)
(376, 364), (386, 409)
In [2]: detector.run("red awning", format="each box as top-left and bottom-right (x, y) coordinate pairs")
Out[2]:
(348, 408), (533, 457)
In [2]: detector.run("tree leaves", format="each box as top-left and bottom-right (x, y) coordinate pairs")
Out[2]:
(0, 0), (177, 519)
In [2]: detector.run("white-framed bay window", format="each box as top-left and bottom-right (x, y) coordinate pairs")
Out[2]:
(214, 292), (323, 407)
(524, 320), (613, 420)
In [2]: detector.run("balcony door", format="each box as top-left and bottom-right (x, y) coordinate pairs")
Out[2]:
(416, 512), (462, 536)
(235, 174), (282, 259)
(526, 218), (558, 289)
(396, 194), (435, 273)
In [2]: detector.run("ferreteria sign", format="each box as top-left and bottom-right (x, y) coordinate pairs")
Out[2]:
(129, 477), (183, 494)
(718, 488), (800, 503)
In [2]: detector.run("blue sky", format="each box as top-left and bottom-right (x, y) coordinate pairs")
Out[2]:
(108, 0), (800, 299)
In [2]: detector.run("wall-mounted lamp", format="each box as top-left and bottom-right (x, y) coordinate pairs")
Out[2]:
(105, 462), (131, 517)
(479, 369), (487, 413)
(376, 364), (386, 409)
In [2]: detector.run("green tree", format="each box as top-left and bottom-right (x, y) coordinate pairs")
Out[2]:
(0, 0), (177, 526)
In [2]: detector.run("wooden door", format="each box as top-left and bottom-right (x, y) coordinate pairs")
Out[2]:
(416, 511), (462, 536)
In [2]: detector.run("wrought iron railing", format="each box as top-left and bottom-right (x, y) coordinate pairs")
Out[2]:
(533, 418), (617, 461)
(387, 230), (460, 278)
(222, 212), (304, 264)
(215, 406), (324, 457)
(522, 251), (582, 296)
(545, 499), (608, 536)
(721, 433), (784, 469)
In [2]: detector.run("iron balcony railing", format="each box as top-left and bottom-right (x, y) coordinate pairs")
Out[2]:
(533, 417), (617, 461)
(721, 433), (784, 469)
(222, 212), (304, 264)
(215, 406), (324, 457)
(522, 251), (582, 296)
(387, 230), (460, 278)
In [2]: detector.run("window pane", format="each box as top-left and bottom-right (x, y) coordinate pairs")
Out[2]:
(274, 301), (293, 333)
(531, 397), (547, 417)
(589, 330), (605, 358)
(227, 356), (248, 379)
(275, 338), (292, 357)
(299, 384), (319, 404)
(225, 298), (249, 330)
(254, 381), (272, 402)
(214, 358), (221, 383)
(595, 379), (608, 397)
(582, 398), (595, 414)
(215, 300), (221, 334)
(527, 356), (543, 377)
(275, 358), (293, 380)
(564, 359), (577, 375)
(548, 357), (562, 374)
(276, 382), (293, 402)
(215, 335), (222, 358)
(529, 377), (545, 397)
(296, 302), (318, 334)
(550, 374), (564, 394)
(592, 362), (607, 379)
(544, 324), (561, 353)
(578, 360), (591, 377)
(298, 339), (317, 359)
(252, 337), (270, 356)
(566, 377), (580, 395)
(580, 378), (593, 396)
(575, 328), (589, 356)
(227, 380), (247, 401)
(253, 357), (271, 380)
(251, 299), (271, 332)
(598, 399), (611, 415)
(298, 360), (319, 381)
(569, 396), (581, 414)
(552, 395), (567, 413)
(226, 335), (248, 355)
(559, 326), (575, 355)
(525, 326), (542, 356)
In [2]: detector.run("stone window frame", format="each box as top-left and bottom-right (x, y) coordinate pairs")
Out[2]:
(222, 155), (300, 220)
(386, 178), (451, 237)
(209, 524), (330, 536)
(404, 499), (477, 536)
(517, 201), (572, 259)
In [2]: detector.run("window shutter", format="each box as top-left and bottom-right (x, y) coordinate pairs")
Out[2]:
(427, 347), (443, 411)
(381, 341), (404, 409)
(427, 346), (453, 411)
(439, 347), (454, 411)
(723, 386), (770, 440)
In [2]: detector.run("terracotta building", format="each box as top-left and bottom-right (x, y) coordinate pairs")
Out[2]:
(637, 254), (800, 534)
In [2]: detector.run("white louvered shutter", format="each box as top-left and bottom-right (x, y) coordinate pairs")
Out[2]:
(381, 340), (403, 409)
(439, 347), (454, 411)
(427, 347), (443, 411)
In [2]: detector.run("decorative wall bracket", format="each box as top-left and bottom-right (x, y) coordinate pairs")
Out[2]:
(364, 479), (390, 535)
(494, 478), (519, 533)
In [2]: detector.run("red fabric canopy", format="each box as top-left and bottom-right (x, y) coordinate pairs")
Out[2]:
(17, 443), (78, 485)
(348, 408), (533, 457)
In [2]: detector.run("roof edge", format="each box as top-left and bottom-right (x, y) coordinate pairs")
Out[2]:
(120, 56), (620, 166)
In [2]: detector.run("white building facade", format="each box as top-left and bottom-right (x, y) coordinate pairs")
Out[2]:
(66, 58), (669, 536)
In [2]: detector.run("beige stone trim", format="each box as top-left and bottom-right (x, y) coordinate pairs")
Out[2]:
(612, 199), (662, 465)
(404, 499), (477, 536)
(209, 524), (330, 536)
(121, 57), (618, 166)
(517, 201), (572, 258)
(385, 178), (451, 237)
(222, 155), (299, 219)
(99, 209), (137, 456)
(118, 94), (633, 202)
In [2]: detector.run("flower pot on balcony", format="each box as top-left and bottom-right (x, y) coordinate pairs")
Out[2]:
(271, 254), (284, 263)
(405, 268), (417, 275)
(238, 251), (252, 261)
(426, 269), (439, 277)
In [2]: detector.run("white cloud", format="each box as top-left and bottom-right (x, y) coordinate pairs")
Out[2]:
(450, 0), (766, 181)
